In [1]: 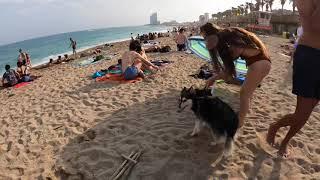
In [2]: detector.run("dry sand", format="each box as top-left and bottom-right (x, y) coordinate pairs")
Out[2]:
(0, 36), (319, 180)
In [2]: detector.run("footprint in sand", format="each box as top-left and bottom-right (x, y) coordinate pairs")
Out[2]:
(84, 130), (96, 140)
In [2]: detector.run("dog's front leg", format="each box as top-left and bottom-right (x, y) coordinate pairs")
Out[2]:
(191, 119), (201, 137)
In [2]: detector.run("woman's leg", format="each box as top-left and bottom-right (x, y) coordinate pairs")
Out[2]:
(239, 60), (271, 127)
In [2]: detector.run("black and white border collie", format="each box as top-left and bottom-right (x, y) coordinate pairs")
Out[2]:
(179, 86), (239, 165)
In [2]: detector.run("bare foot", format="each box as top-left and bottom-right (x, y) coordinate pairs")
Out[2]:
(266, 123), (278, 146)
(278, 147), (291, 159)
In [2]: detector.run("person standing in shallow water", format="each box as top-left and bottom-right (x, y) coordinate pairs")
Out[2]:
(267, 0), (320, 158)
(69, 38), (77, 58)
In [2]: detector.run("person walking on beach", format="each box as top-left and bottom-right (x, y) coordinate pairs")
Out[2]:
(69, 38), (77, 58)
(267, 0), (320, 158)
(175, 28), (187, 51)
(200, 23), (271, 128)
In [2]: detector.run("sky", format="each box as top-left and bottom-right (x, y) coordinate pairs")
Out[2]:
(0, 0), (291, 45)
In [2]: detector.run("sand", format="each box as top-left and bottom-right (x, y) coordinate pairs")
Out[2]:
(0, 36), (319, 180)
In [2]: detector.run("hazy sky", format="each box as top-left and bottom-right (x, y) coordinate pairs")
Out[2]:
(0, 0), (291, 45)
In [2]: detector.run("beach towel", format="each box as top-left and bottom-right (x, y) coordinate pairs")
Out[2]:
(142, 40), (160, 48)
(187, 36), (248, 83)
(96, 74), (142, 84)
(150, 60), (174, 67)
(75, 55), (112, 67)
(14, 82), (31, 89)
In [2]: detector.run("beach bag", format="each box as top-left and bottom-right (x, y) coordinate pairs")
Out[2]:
(21, 75), (32, 82)
(160, 46), (171, 53)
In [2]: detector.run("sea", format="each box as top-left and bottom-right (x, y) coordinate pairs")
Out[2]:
(0, 25), (169, 74)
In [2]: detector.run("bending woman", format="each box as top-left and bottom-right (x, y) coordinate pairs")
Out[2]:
(200, 23), (271, 127)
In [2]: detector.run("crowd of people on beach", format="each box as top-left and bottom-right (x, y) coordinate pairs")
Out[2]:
(2, 49), (34, 87)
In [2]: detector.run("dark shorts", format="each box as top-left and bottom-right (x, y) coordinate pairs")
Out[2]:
(124, 66), (139, 80)
(177, 44), (186, 51)
(292, 45), (320, 99)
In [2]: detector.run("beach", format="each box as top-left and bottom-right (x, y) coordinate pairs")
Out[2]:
(0, 36), (319, 179)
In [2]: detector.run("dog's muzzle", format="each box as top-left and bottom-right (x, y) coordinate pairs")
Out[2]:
(178, 97), (188, 113)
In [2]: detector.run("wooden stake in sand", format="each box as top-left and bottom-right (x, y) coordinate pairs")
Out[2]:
(111, 150), (142, 180)
(121, 154), (137, 164)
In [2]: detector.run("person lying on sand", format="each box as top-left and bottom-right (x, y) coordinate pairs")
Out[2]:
(121, 40), (159, 80)
(55, 56), (62, 64)
(93, 48), (102, 55)
(143, 44), (161, 53)
(2, 65), (20, 87)
(200, 23), (271, 128)
(267, 0), (320, 158)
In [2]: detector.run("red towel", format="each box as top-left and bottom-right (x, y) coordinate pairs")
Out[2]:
(14, 82), (31, 89)
(96, 74), (142, 84)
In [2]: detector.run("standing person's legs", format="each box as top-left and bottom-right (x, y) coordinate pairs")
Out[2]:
(269, 97), (318, 157)
(239, 60), (271, 127)
(267, 45), (320, 157)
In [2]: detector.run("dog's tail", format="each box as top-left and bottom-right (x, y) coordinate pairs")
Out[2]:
(223, 137), (234, 157)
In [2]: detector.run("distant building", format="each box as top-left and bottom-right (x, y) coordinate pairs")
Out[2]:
(204, 13), (210, 22)
(199, 15), (206, 25)
(150, 13), (160, 25)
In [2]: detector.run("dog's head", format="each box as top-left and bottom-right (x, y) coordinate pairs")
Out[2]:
(179, 86), (195, 109)
(179, 86), (212, 109)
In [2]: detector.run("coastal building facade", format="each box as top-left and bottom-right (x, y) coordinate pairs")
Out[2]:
(150, 13), (160, 25)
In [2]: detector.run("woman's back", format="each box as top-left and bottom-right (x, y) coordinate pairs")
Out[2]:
(175, 33), (187, 45)
(121, 51), (139, 73)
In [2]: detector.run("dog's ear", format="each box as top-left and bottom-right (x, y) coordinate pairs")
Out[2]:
(188, 86), (196, 95)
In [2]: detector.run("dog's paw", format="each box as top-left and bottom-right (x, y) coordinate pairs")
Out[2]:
(223, 149), (233, 157)
(190, 132), (198, 137)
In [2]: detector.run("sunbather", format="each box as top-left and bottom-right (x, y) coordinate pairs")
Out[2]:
(17, 61), (32, 82)
(2, 65), (19, 87)
(121, 40), (159, 80)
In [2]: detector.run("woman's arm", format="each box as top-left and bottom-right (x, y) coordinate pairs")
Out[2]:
(134, 52), (158, 69)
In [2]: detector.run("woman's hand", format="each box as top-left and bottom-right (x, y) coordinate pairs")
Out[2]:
(153, 65), (160, 71)
(206, 71), (228, 87)
(206, 77), (216, 88)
